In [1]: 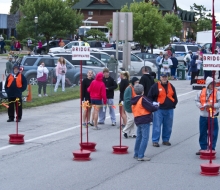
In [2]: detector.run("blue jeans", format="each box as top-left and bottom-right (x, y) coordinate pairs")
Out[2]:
(157, 66), (161, 80)
(199, 116), (219, 150)
(171, 68), (177, 78)
(152, 109), (174, 143)
(134, 123), (150, 158)
(98, 99), (116, 123)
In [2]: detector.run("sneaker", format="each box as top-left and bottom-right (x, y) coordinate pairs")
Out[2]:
(137, 157), (151, 161)
(38, 94), (42, 97)
(196, 150), (201, 155)
(89, 121), (94, 126)
(7, 119), (14, 122)
(54, 89), (57, 92)
(44, 94), (48, 97)
(153, 142), (160, 147)
(92, 126), (101, 130)
(162, 141), (171, 146)
(82, 123), (87, 128)
(130, 135), (136, 138)
(123, 132), (128, 138)
(133, 156), (138, 159)
(112, 122), (116, 126)
(98, 122), (105, 124)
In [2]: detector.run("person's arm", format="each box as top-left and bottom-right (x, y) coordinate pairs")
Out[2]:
(171, 85), (178, 107)
(43, 67), (49, 74)
(81, 79), (86, 101)
(101, 83), (107, 104)
(139, 76), (146, 91)
(107, 78), (118, 90)
(124, 87), (132, 108)
(21, 74), (27, 92)
(169, 59), (173, 68)
(147, 83), (158, 101)
(142, 96), (159, 112)
(56, 63), (59, 76)
(195, 90), (203, 108)
(214, 91), (220, 109)
(6, 62), (10, 73)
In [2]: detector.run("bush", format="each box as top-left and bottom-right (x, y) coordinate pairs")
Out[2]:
(5, 45), (10, 52)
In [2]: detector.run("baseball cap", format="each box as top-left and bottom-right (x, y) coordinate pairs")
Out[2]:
(160, 72), (168, 77)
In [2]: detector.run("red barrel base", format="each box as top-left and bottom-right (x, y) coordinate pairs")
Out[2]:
(200, 150), (216, 160)
(80, 142), (97, 152)
(9, 134), (25, 144)
(112, 145), (129, 154)
(73, 150), (91, 161)
(200, 163), (220, 176)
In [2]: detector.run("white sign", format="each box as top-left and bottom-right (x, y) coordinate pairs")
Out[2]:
(72, 46), (90, 60)
(203, 54), (220, 70)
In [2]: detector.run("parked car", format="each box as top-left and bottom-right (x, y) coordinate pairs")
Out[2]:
(98, 49), (157, 75)
(20, 55), (92, 86)
(203, 42), (220, 53)
(36, 40), (70, 54)
(133, 52), (158, 66)
(164, 43), (200, 63)
(48, 41), (85, 54)
(51, 53), (106, 74)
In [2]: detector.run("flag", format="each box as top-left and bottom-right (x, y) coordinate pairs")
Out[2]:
(212, 0), (216, 54)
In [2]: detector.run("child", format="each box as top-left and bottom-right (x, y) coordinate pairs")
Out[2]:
(131, 84), (159, 161)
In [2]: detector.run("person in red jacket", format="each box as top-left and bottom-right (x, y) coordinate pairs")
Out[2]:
(15, 40), (21, 51)
(87, 72), (107, 130)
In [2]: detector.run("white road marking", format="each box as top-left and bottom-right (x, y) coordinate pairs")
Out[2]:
(177, 91), (196, 97)
(0, 90), (196, 151)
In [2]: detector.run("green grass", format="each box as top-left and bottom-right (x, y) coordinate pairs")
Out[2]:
(0, 85), (80, 113)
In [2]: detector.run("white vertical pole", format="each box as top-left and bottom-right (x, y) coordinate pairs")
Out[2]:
(115, 12), (119, 81)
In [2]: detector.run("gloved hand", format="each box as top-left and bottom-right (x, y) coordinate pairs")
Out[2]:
(153, 102), (160, 106)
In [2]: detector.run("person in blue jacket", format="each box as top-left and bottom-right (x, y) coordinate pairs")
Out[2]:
(5, 64), (27, 122)
(190, 55), (198, 85)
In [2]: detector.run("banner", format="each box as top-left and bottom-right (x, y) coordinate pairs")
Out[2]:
(203, 54), (220, 70)
(72, 46), (90, 60)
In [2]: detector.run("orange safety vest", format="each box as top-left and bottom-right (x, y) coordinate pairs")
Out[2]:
(132, 97), (150, 117)
(157, 82), (174, 104)
(200, 88), (217, 113)
(7, 73), (22, 88)
(127, 85), (136, 98)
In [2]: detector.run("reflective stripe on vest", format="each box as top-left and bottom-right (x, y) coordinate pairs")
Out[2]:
(157, 82), (174, 104)
(132, 97), (150, 117)
(7, 73), (22, 88)
(200, 88), (217, 112)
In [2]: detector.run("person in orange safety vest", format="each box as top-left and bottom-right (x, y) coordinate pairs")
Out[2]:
(131, 84), (159, 161)
(147, 72), (178, 147)
(195, 76), (220, 155)
(5, 64), (27, 122)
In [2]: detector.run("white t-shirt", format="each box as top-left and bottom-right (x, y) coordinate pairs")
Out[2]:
(196, 59), (202, 70)
(159, 58), (173, 73)
(27, 39), (32, 46)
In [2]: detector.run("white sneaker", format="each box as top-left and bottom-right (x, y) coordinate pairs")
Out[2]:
(137, 157), (151, 161)
(38, 94), (42, 97)
(44, 94), (48, 96)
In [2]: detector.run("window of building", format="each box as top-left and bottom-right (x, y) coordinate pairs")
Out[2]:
(88, 11), (93, 16)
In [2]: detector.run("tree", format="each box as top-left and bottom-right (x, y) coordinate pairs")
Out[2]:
(85, 29), (106, 41)
(16, 0), (83, 51)
(197, 19), (212, 31)
(190, 3), (211, 19)
(121, 1), (172, 52)
(65, 0), (80, 7)
(163, 13), (182, 38)
(10, 0), (24, 14)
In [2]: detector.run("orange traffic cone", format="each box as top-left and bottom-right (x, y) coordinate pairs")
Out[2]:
(26, 84), (32, 102)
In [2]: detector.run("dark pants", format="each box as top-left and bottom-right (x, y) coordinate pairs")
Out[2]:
(204, 71), (212, 80)
(199, 116), (219, 150)
(38, 81), (47, 94)
(8, 97), (22, 120)
(190, 71), (197, 85)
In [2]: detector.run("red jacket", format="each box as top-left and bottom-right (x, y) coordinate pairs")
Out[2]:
(15, 41), (21, 49)
(87, 72), (107, 104)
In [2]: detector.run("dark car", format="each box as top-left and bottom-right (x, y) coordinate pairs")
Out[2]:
(133, 52), (158, 66)
(20, 55), (91, 86)
(36, 40), (70, 54)
(87, 40), (102, 48)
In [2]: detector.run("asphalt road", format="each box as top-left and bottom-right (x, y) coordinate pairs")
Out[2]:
(0, 58), (220, 189)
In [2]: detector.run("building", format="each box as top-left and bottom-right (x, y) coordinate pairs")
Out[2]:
(0, 12), (20, 39)
(73, 0), (195, 41)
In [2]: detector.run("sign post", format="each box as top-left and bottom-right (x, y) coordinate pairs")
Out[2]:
(72, 46), (96, 161)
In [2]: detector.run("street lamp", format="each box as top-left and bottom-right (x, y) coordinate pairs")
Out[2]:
(84, 17), (92, 26)
(34, 16), (38, 40)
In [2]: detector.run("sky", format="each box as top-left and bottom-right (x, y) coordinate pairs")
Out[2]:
(0, 0), (220, 22)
